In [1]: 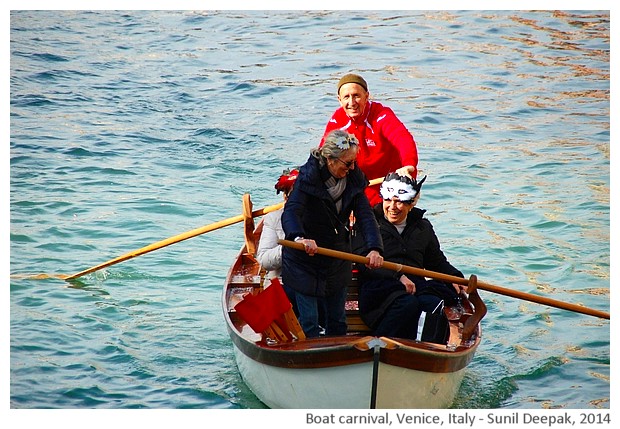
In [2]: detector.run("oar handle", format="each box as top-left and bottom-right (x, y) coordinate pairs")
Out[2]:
(278, 240), (610, 320)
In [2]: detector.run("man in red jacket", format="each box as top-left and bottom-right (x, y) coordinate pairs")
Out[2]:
(320, 73), (418, 206)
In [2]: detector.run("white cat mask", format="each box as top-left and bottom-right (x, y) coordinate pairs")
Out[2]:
(380, 173), (427, 202)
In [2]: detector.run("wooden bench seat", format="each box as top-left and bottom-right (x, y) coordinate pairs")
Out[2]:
(346, 268), (371, 334)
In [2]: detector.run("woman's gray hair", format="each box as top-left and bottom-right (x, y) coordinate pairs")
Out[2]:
(312, 130), (359, 166)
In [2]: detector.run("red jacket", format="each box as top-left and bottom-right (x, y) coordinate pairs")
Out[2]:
(320, 100), (418, 205)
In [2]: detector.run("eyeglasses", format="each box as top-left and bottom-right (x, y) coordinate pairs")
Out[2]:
(334, 135), (358, 150)
(335, 157), (355, 168)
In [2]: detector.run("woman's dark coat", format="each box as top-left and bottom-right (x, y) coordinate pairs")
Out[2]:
(281, 154), (383, 297)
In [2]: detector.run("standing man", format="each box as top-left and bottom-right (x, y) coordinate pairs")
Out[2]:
(320, 73), (418, 206)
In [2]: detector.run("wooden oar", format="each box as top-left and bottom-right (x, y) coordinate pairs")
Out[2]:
(60, 201), (287, 281)
(63, 177), (385, 280)
(12, 176), (387, 282)
(9, 202), (285, 281)
(278, 239), (610, 320)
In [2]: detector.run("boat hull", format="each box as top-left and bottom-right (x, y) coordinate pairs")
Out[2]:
(224, 210), (484, 409)
(234, 345), (374, 409)
(233, 343), (468, 409)
(375, 361), (466, 409)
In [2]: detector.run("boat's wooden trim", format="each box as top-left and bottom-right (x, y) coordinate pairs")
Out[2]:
(378, 336), (480, 373)
(227, 328), (375, 369)
(242, 194), (256, 255)
(462, 274), (487, 342)
(228, 316), (479, 373)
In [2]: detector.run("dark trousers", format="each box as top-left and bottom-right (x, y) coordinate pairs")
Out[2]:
(290, 286), (346, 338)
(374, 293), (442, 339)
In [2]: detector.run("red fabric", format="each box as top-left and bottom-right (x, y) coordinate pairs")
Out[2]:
(320, 100), (418, 206)
(234, 278), (292, 333)
(275, 169), (299, 194)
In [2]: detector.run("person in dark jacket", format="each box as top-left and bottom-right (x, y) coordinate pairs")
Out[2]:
(282, 130), (384, 338)
(356, 172), (467, 340)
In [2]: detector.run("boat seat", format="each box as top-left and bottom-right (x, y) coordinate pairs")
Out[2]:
(346, 266), (372, 334)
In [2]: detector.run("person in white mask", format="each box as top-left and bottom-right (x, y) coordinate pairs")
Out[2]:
(355, 172), (467, 342)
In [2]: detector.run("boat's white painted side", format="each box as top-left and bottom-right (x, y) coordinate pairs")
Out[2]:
(375, 362), (466, 408)
(233, 346), (373, 409)
(233, 344), (465, 409)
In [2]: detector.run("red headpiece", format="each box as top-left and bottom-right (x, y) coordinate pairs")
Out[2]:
(275, 168), (299, 194)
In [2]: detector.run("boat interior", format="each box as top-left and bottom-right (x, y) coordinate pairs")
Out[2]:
(226, 194), (486, 353)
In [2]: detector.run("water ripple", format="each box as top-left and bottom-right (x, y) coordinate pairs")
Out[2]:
(10, 10), (609, 411)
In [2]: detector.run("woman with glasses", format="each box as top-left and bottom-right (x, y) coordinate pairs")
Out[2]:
(355, 172), (467, 341)
(320, 73), (419, 206)
(281, 129), (384, 338)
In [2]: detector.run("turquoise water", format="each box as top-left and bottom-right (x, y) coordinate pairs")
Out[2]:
(9, 9), (609, 413)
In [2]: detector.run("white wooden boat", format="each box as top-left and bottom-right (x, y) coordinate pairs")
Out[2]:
(222, 195), (486, 409)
